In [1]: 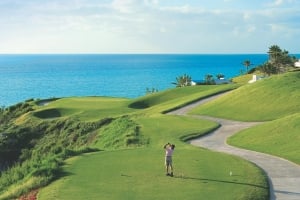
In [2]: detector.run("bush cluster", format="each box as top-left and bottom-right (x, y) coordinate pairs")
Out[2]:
(0, 101), (113, 199)
(96, 116), (149, 150)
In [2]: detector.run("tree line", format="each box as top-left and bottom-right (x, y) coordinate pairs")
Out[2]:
(173, 45), (298, 87)
(242, 45), (297, 75)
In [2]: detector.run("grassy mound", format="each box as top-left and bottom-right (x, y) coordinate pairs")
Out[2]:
(190, 71), (300, 121)
(33, 108), (62, 118)
(228, 113), (300, 165)
(93, 116), (149, 150)
(129, 84), (237, 114)
(33, 97), (137, 121)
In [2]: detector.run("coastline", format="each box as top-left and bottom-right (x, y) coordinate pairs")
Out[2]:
(1, 54), (296, 107)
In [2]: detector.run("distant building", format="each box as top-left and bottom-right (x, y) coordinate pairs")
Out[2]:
(191, 78), (230, 85)
(215, 78), (231, 85)
(248, 74), (263, 83)
(191, 80), (205, 85)
(294, 60), (300, 67)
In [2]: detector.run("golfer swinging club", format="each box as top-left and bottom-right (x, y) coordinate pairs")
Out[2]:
(164, 143), (175, 177)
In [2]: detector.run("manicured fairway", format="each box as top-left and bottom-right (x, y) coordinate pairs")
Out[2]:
(38, 115), (268, 200)
(33, 97), (137, 121)
(39, 149), (268, 200)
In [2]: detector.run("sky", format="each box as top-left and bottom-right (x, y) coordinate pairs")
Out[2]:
(0, 0), (299, 54)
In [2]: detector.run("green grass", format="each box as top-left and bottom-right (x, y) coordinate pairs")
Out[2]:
(32, 85), (237, 121)
(129, 85), (237, 109)
(231, 74), (253, 85)
(39, 115), (268, 200)
(131, 84), (237, 115)
(228, 113), (300, 165)
(190, 71), (300, 121)
(1, 83), (272, 199)
(189, 71), (300, 165)
(33, 97), (137, 121)
(39, 149), (268, 200)
(92, 116), (149, 150)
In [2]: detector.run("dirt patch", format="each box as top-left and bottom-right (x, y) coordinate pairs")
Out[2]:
(19, 189), (38, 200)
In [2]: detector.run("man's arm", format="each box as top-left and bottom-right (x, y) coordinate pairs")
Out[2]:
(164, 143), (170, 149)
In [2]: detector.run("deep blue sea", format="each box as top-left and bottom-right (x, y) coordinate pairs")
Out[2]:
(0, 54), (281, 106)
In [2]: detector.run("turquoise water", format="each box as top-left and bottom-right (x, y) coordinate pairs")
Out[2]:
(0, 54), (270, 106)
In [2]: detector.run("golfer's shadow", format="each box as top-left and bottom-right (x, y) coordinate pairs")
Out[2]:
(174, 175), (267, 189)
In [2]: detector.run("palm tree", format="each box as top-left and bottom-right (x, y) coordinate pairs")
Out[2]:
(268, 45), (282, 73)
(216, 73), (225, 80)
(268, 45), (282, 64)
(146, 87), (158, 94)
(268, 45), (298, 73)
(173, 74), (192, 87)
(259, 63), (276, 76)
(205, 74), (214, 85)
(242, 60), (252, 73)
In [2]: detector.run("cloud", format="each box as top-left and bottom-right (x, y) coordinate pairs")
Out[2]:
(0, 0), (299, 53)
(273, 0), (284, 6)
(111, 0), (136, 13)
(267, 0), (298, 7)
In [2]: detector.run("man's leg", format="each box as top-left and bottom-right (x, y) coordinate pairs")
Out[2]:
(170, 164), (173, 176)
(165, 159), (169, 175)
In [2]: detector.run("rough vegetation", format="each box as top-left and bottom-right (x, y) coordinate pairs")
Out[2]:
(0, 101), (147, 199)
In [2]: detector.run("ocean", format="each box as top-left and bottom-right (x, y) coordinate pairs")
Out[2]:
(0, 54), (274, 106)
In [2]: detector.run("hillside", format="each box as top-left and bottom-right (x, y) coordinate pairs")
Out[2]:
(227, 112), (300, 165)
(0, 84), (269, 200)
(190, 71), (300, 165)
(190, 71), (300, 121)
(1, 70), (299, 199)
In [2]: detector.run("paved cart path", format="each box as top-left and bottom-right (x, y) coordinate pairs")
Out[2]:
(168, 92), (300, 200)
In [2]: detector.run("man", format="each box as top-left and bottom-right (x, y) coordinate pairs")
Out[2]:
(164, 143), (175, 177)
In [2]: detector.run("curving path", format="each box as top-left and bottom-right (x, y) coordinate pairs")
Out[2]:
(168, 92), (300, 200)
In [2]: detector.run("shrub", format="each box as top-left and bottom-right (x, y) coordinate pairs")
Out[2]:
(96, 116), (148, 149)
(0, 113), (112, 197)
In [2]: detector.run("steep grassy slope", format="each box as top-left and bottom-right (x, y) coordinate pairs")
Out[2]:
(190, 71), (300, 121)
(228, 113), (300, 165)
(129, 84), (237, 114)
(190, 71), (300, 165)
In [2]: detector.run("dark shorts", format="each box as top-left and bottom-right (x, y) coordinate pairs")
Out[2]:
(165, 156), (172, 166)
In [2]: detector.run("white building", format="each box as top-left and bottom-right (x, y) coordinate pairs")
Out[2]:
(294, 60), (300, 67)
(248, 74), (263, 83)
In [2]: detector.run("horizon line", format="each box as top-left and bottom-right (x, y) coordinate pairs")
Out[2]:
(0, 52), (272, 55)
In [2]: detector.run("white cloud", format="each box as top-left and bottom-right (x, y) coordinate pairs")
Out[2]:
(159, 26), (167, 33)
(247, 25), (256, 33)
(111, 0), (142, 13)
(0, 0), (299, 53)
(273, 0), (284, 6)
(267, 0), (298, 7)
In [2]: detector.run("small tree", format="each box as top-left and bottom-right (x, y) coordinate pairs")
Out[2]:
(146, 88), (158, 95)
(205, 74), (215, 85)
(259, 63), (277, 76)
(216, 73), (225, 80)
(267, 45), (297, 73)
(173, 74), (192, 87)
(242, 60), (252, 73)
